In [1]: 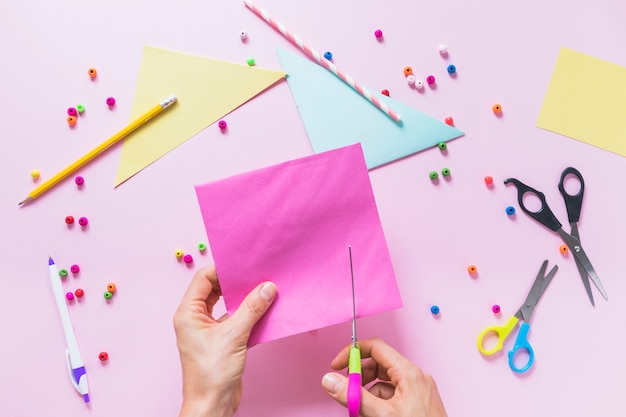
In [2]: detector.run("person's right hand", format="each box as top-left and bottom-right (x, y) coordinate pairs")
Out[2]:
(321, 338), (448, 417)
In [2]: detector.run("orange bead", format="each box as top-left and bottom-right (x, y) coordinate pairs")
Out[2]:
(559, 244), (569, 254)
(467, 265), (478, 274)
(492, 104), (502, 114)
(88, 67), (98, 79)
(106, 282), (117, 293)
(67, 116), (77, 126)
(403, 66), (413, 76)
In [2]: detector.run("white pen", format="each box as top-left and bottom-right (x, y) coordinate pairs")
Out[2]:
(48, 257), (90, 403)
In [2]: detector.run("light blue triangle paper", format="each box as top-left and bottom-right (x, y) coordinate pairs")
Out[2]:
(277, 48), (464, 169)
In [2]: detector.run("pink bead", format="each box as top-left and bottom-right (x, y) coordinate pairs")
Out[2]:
(218, 120), (227, 130)
(70, 264), (80, 274)
(106, 97), (116, 107)
(183, 254), (194, 264)
(426, 75), (436, 85)
(66, 292), (75, 301)
(75, 176), (84, 186)
(67, 107), (78, 117)
(78, 217), (88, 226)
(374, 29), (383, 38)
(492, 304), (501, 314)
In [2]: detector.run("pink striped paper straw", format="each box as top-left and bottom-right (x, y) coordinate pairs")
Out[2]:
(243, 0), (401, 123)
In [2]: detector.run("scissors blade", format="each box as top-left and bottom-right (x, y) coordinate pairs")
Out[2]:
(570, 223), (595, 306)
(519, 260), (558, 323)
(349, 246), (357, 347)
(557, 229), (608, 301)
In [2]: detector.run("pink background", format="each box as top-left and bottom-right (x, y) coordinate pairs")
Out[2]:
(1, 1), (625, 416)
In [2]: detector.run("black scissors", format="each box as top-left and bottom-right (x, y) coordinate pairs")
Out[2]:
(504, 167), (607, 305)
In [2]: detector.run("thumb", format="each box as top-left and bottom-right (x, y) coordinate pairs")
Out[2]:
(230, 281), (277, 336)
(321, 373), (389, 417)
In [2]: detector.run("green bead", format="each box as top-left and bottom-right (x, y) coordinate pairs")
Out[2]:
(76, 104), (85, 113)
(103, 291), (113, 300)
(442, 168), (451, 176)
(59, 269), (68, 277)
(438, 142), (447, 151)
(429, 171), (439, 180)
(247, 58), (256, 66)
(198, 242), (207, 251)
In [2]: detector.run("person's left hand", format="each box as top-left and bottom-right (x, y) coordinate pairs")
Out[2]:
(174, 266), (277, 417)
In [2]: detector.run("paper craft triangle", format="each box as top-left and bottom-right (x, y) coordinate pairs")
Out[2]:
(276, 48), (464, 169)
(114, 46), (286, 186)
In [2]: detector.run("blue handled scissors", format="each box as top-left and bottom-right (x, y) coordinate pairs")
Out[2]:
(504, 167), (607, 305)
(477, 260), (558, 372)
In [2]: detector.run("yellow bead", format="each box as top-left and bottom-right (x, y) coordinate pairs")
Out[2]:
(175, 249), (184, 258)
(31, 170), (40, 180)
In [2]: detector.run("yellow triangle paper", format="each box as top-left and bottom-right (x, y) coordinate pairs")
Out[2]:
(114, 46), (286, 186)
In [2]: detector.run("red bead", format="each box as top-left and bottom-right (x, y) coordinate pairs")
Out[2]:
(484, 176), (494, 186)
(381, 89), (390, 96)
(75, 289), (84, 298)
(65, 216), (75, 224)
(99, 352), (109, 361)
(445, 117), (454, 126)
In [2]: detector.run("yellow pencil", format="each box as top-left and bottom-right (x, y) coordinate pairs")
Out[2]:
(19, 95), (177, 206)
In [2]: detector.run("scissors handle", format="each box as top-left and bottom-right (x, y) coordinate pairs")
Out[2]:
(347, 345), (361, 417)
(558, 167), (585, 224)
(507, 322), (535, 373)
(504, 178), (562, 232)
(477, 316), (519, 355)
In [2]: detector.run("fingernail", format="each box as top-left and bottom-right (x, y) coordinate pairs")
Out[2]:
(322, 373), (342, 394)
(259, 282), (277, 302)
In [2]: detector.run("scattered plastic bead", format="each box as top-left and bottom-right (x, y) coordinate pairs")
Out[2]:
(438, 44), (448, 55)
(406, 75), (416, 85)
(323, 51), (333, 60)
(65, 216), (74, 224)
(441, 168), (451, 177)
(467, 265), (478, 274)
(106, 97), (116, 107)
(218, 120), (227, 130)
(374, 29), (383, 38)
(107, 283), (117, 293)
(447, 64), (456, 74)
(88, 68), (98, 79)
(240, 30), (248, 41)
(70, 264), (80, 274)
(67, 107), (78, 117)
(75, 176), (84, 186)
(99, 352), (109, 361)
(559, 244), (569, 254)
(103, 291), (113, 300)
(429, 171), (439, 180)
(247, 58), (256, 66)
(78, 217), (89, 226)
(183, 254), (194, 264)
(430, 305), (440, 315)
(75, 289), (84, 298)
(493, 104), (502, 114)
(76, 104), (85, 114)
(484, 176), (494, 186)
(415, 80), (424, 89)
(403, 66), (413, 76)
(381, 89), (390, 96)
(175, 249), (184, 259)
(506, 206), (516, 216)
(66, 292), (75, 301)
(59, 269), (69, 278)
(445, 117), (454, 126)
(67, 116), (77, 126)
(198, 242), (207, 251)
(426, 75), (436, 85)
(31, 170), (40, 180)
(438, 142), (447, 151)
(492, 304), (501, 314)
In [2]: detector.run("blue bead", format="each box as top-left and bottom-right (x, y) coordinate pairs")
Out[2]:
(447, 64), (456, 74)
(324, 51), (333, 60)
(506, 206), (516, 215)
(430, 305), (440, 315)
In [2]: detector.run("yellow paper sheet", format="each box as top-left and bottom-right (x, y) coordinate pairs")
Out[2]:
(537, 47), (626, 157)
(114, 46), (286, 186)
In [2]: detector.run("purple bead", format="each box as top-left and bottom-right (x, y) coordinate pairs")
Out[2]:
(183, 254), (194, 264)
(426, 75), (436, 85)
(218, 120), (227, 130)
(106, 97), (116, 106)
(492, 304), (501, 314)
(78, 217), (88, 226)
(66, 292), (75, 301)
(70, 264), (80, 274)
(67, 107), (78, 116)
(75, 176), (84, 186)
(374, 29), (383, 38)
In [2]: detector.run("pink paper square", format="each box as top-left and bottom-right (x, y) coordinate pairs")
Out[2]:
(195, 144), (402, 345)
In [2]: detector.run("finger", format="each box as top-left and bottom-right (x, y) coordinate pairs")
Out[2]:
(361, 358), (391, 385)
(321, 373), (392, 417)
(229, 281), (277, 336)
(368, 381), (395, 400)
(180, 266), (221, 310)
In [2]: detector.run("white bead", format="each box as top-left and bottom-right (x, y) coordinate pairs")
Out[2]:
(438, 44), (448, 54)
(415, 80), (424, 89)
(240, 30), (248, 40)
(406, 75), (416, 85)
